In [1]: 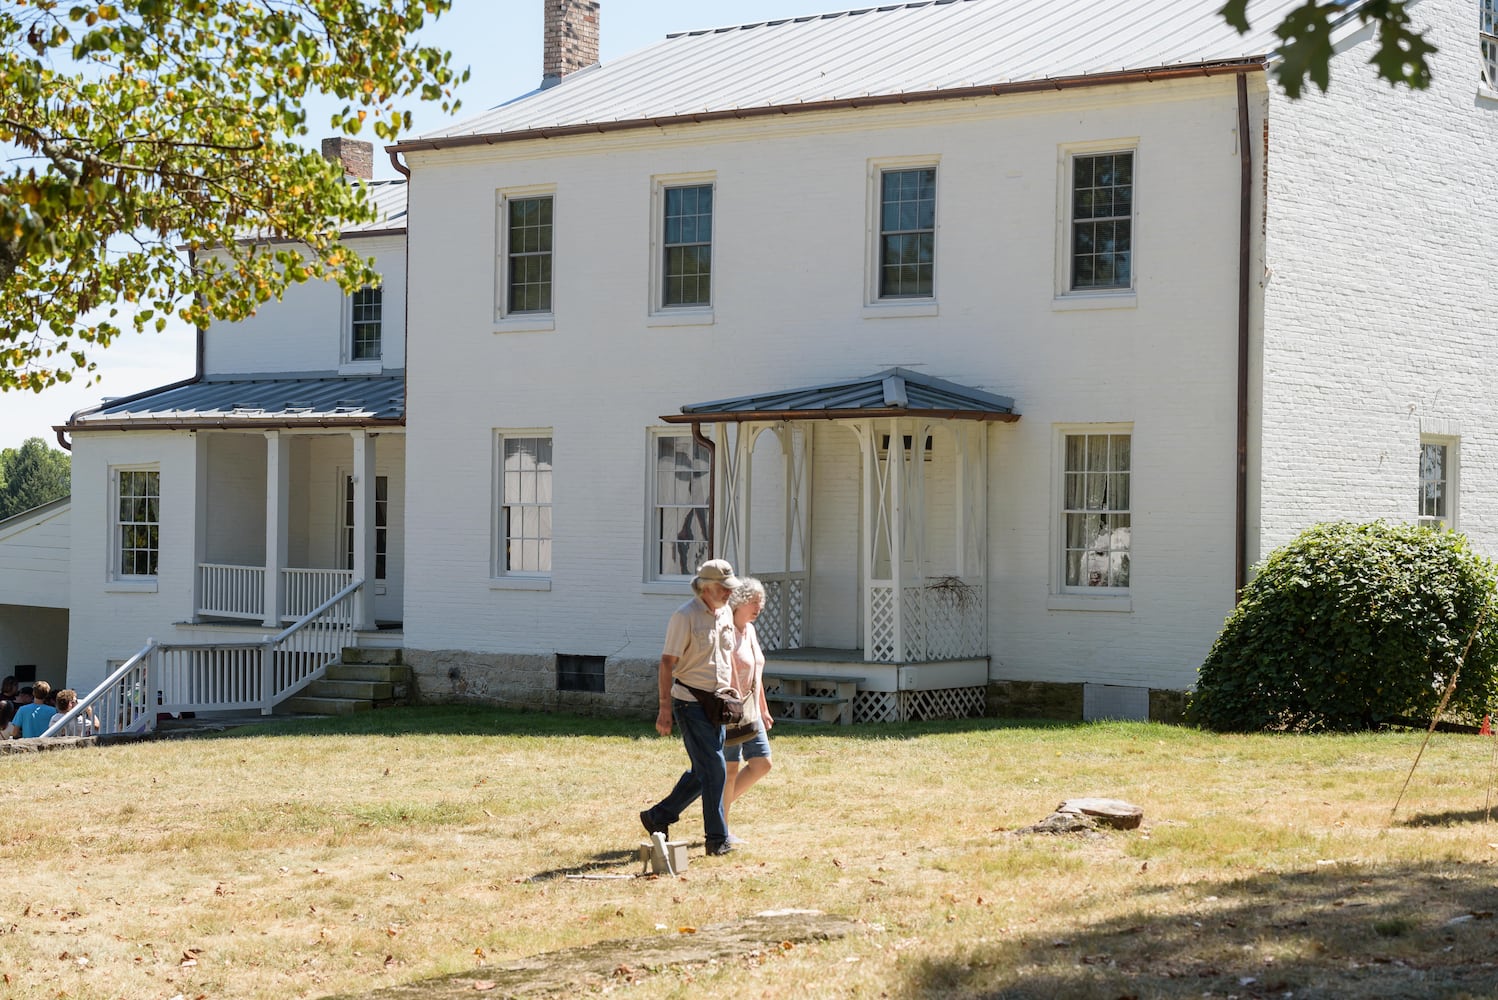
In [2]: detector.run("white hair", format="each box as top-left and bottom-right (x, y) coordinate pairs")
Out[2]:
(728, 577), (766, 609)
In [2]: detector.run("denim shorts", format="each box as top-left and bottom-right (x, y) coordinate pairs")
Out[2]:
(725, 729), (771, 763)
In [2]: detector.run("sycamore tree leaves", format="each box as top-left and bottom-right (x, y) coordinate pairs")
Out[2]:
(0, 0), (467, 392)
(1221, 0), (1436, 99)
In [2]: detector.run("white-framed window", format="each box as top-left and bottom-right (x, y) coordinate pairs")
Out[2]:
(1059, 144), (1136, 295)
(647, 430), (710, 581)
(113, 467), (160, 578)
(649, 173), (715, 319)
(497, 190), (554, 318)
(877, 166), (937, 299)
(342, 475), (389, 580)
(493, 432), (553, 577)
(1058, 429), (1131, 592)
(1418, 437), (1459, 529)
(1483, 0), (1498, 90)
(348, 286), (382, 361)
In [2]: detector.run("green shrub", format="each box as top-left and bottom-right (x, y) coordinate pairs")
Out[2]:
(1190, 522), (1498, 732)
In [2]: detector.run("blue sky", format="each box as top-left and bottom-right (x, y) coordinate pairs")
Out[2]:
(1, 0), (844, 451)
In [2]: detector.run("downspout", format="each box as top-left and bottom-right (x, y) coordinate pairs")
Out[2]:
(690, 420), (716, 559)
(1235, 71), (1253, 598)
(55, 248), (209, 452)
(388, 148), (412, 440)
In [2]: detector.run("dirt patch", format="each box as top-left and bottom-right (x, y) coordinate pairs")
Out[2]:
(325, 910), (859, 999)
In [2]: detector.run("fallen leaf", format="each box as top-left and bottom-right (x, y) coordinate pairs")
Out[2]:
(832, 858), (844, 868)
(388, 872), (403, 881)
(383, 955), (396, 968)
(677, 926), (697, 934)
(312, 868), (326, 875)
(869, 878), (886, 886)
(472, 980), (497, 991)
(473, 947), (486, 959)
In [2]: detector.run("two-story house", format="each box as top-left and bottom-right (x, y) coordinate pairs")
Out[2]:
(49, 0), (1498, 726)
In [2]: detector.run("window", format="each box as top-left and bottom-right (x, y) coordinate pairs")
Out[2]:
(1069, 151), (1134, 291)
(557, 653), (605, 693)
(649, 433), (710, 580)
(506, 195), (553, 314)
(662, 183), (712, 307)
(1418, 439), (1457, 529)
(1061, 432), (1131, 590)
(343, 475), (388, 580)
(349, 286), (382, 361)
(115, 468), (160, 577)
(878, 167), (937, 298)
(495, 434), (553, 576)
(1484, 0), (1498, 89)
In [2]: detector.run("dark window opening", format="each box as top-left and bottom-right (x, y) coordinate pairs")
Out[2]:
(557, 653), (605, 693)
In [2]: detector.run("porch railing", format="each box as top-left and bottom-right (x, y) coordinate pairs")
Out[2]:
(756, 571), (807, 652)
(869, 576), (986, 662)
(196, 563), (354, 622)
(43, 579), (363, 738)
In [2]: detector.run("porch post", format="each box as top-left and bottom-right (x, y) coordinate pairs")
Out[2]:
(192, 432), (210, 622)
(887, 417), (904, 662)
(262, 431), (290, 627)
(351, 430), (378, 630)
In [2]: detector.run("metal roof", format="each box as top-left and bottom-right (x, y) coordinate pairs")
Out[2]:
(665, 367), (1018, 423)
(66, 373), (405, 430)
(415, 0), (1309, 144)
(343, 178), (407, 235)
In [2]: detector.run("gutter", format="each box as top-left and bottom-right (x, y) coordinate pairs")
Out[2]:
(391, 59), (1269, 154)
(1235, 72), (1253, 598)
(58, 417), (406, 434)
(661, 408), (1019, 424)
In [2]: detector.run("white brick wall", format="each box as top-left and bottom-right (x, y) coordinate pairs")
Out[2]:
(1257, 0), (1498, 560)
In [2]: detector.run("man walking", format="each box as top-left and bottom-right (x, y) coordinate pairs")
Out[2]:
(640, 558), (740, 856)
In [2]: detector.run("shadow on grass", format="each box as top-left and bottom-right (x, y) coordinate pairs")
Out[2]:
(525, 847), (642, 882)
(1396, 808), (1498, 828)
(899, 862), (1498, 1000)
(198, 705), (1103, 742)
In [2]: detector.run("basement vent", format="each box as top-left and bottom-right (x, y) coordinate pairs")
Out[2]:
(557, 653), (605, 693)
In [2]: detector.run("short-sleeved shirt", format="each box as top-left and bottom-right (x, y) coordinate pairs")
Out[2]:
(14, 702), (58, 738)
(663, 596), (735, 702)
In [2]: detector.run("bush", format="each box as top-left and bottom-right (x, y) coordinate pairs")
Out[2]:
(1190, 522), (1498, 732)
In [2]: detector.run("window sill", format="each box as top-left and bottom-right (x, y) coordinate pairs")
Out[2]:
(1479, 84), (1498, 106)
(641, 581), (693, 597)
(1052, 291), (1137, 312)
(106, 579), (159, 594)
(647, 308), (714, 328)
(338, 360), (384, 375)
(494, 315), (555, 334)
(862, 299), (938, 320)
(1046, 593), (1132, 613)
(489, 577), (552, 592)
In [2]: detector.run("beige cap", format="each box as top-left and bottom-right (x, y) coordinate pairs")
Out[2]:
(695, 558), (742, 590)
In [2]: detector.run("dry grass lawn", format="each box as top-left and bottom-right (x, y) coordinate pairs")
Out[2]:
(5, 707), (1498, 999)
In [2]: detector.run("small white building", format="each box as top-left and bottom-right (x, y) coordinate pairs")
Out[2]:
(50, 0), (1498, 723)
(0, 497), (71, 686)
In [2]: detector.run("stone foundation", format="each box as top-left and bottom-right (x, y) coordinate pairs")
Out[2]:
(987, 679), (1190, 724)
(405, 649), (658, 719)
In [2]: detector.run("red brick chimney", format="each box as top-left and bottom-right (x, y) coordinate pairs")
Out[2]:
(321, 137), (373, 180)
(542, 0), (599, 89)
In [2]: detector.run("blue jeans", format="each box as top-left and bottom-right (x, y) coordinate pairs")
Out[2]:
(643, 698), (728, 847)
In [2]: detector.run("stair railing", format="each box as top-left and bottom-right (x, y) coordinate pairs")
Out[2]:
(41, 579), (363, 738)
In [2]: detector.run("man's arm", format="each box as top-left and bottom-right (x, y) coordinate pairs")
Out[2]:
(655, 655), (678, 736)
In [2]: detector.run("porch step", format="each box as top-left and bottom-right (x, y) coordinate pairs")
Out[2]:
(341, 646), (403, 666)
(326, 662), (411, 685)
(278, 695), (374, 716)
(309, 679), (395, 700)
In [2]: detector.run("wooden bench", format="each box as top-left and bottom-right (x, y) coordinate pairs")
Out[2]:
(763, 672), (864, 725)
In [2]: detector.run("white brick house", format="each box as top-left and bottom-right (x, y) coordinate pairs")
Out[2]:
(50, 0), (1498, 722)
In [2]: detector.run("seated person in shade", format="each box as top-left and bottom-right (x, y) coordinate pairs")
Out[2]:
(0, 675), (16, 728)
(4, 680), (57, 738)
(49, 689), (98, 737)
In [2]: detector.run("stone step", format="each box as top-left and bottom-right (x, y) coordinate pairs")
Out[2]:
(307, 679), (393, 700)
(279, 695), (373, 716)
(326, 662), (410, 683)
(341, 647), (402, 666)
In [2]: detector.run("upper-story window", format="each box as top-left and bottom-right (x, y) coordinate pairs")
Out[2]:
(662, 184), (713, 307)
(349, 286), (382, 361)
(1483, 0), (1498, 89)
(1069, 151), (1134, 291)
(114, 467), (160, 578)
(1418, 438), (1458, 529)
(878, 167), (937, 299)
(506, 195), (554, 314)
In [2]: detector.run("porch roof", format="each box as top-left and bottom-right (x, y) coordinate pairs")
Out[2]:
(65, 372), (405, 431)
(662, 367), (1018, 424)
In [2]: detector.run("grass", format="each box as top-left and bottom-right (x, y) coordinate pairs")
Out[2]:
(7, 707), (1498, 999)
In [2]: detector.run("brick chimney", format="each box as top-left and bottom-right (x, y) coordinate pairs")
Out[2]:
(321, 137), (374, 180)
(541, 0), (599, 89)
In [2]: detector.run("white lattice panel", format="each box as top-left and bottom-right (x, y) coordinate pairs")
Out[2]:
(870, 585), (896, 660)
(900, 686), (986, 721)
(853, 691), (900, 723)
(787, 578), (804, 647)
(760, 579), (786, 651)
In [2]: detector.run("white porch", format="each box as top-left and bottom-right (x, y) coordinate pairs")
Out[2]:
(668, 368), (1018, 719)
(192, 428), (404, 630)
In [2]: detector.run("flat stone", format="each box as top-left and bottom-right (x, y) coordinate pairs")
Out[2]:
(1055, 797), (1144, 829)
